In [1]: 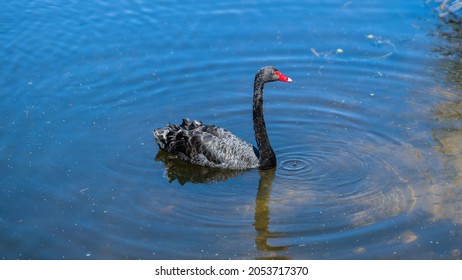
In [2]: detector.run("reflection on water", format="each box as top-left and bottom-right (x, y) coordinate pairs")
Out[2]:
(155, 138), (425, 259)
(155, 150), (245, 184)
(428, 11), (462, 224)
(156, 152), (288, 258)
(253, 169), (290, 258)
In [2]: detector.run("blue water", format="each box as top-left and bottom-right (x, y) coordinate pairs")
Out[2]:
(1, 0), (462, 259)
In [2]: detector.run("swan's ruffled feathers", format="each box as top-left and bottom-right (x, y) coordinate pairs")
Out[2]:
(154, 118), (259, 169)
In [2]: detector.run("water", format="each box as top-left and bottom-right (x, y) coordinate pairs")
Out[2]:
(1, 0), (462, 259)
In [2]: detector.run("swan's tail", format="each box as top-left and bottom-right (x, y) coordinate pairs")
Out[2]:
(153, 127), (171, 150)
(153, 118), (201, 153)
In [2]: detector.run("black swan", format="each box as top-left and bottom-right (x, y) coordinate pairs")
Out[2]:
(153, 66), (292, 170)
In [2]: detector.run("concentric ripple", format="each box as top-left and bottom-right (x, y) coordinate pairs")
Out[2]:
(278, 139), (381, 189)
(274, 130), (417, 229)
(280, 155), (309, 172)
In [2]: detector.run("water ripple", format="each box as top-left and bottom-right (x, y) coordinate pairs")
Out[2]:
(278, 139), (382, 187)
(274, 123), (417, 230)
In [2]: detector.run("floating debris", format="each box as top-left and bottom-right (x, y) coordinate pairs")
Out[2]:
(80, 187), (89, 194)
(354, 247), (366, 254)
(310, 47), (320, 57)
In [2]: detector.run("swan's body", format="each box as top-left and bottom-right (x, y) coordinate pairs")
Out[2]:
(153, 66), (292, 170)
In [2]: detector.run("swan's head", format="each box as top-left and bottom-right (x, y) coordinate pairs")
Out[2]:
(258, 66), (293, 83)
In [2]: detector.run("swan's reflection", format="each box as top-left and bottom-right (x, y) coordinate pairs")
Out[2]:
(254, 169), (289, 256)
(155, 151), (245, 184)
(155, 152), (289, 258)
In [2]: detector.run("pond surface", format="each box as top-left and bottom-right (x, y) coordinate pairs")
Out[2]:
(2, 0), (462, 259)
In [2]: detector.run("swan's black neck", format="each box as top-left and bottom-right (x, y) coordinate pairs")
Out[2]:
(253, 75), (276, 169)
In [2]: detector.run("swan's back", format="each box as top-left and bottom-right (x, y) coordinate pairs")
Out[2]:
(154, 118), (259, 169)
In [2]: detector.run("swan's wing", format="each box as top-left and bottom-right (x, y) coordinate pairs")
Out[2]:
(198, 123), (236, 139)
(188, 129), (259, 169)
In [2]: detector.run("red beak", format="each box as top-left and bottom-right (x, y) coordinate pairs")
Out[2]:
(274, 71), (293, 83)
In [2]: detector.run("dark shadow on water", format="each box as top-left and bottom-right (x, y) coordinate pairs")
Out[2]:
(155, 151), (290, 258)
(433, 12), (462, 85)
(155, 150), (246, 184)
